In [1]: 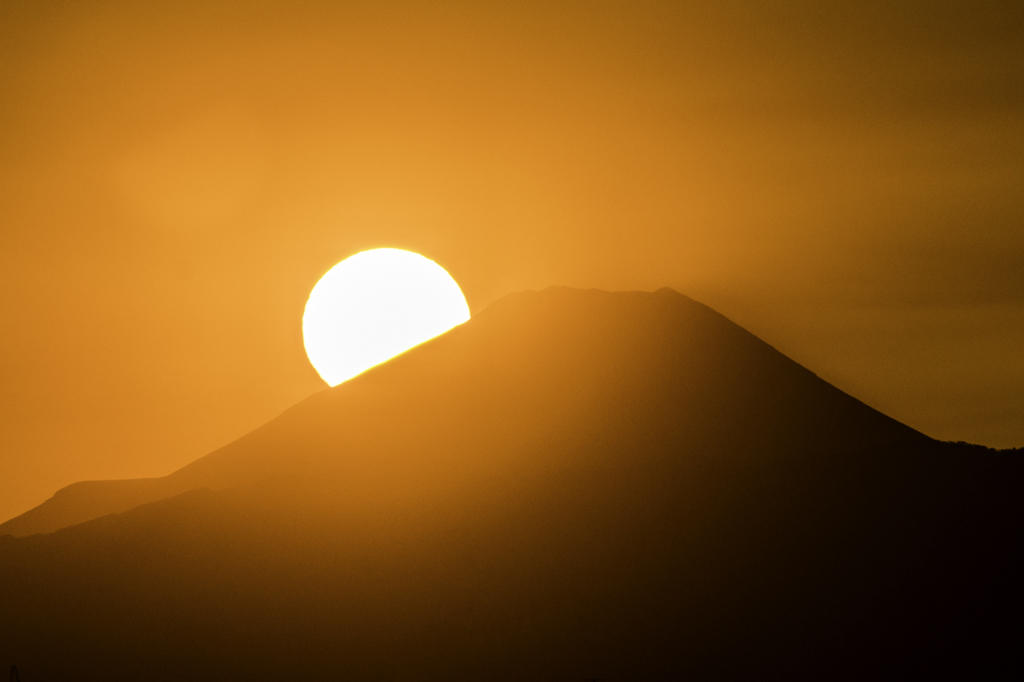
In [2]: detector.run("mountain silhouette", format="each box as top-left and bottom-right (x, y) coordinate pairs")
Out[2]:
(0, 287), (1019, 679)
(0, 287), (927, 538)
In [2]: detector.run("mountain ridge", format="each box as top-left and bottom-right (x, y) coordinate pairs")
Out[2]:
(1, 286), (1019, 678)
(1, 287), (929, 538)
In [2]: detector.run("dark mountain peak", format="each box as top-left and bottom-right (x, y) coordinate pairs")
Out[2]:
(2, 287), (924, 538)
(0, 288), (1018, 679)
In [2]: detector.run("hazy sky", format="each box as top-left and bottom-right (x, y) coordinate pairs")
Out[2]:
(1, 0), (1022, 522)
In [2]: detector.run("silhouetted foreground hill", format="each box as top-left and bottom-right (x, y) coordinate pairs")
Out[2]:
(0, 288), (1019, 679)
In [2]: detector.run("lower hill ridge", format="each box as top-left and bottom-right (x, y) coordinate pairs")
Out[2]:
(0, 287), (1019, 679)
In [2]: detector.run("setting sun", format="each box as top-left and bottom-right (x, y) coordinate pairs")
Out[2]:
(302, 248), (470, 386)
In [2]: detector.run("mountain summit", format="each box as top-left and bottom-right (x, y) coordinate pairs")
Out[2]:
(0, 287), (923, 537)
(1, 288), (1018, 679)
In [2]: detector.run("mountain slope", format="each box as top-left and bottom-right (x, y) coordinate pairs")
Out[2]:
(0, 287), (1018, 679)
(0, 287), (925, 537)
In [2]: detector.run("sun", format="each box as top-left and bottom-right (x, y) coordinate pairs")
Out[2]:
(302, 248), (470, 386)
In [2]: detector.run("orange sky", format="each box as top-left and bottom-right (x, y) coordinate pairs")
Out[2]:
(1, 0), (1022, 523)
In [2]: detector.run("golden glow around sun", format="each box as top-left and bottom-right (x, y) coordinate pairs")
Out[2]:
(302, 248), (470, 386)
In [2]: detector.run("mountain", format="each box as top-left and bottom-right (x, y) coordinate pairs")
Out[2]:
(0, 287), (1019, 680)
(0, 287), (925, 537)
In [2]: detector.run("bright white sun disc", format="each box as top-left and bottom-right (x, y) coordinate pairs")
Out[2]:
(302, 248), (470, 386)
